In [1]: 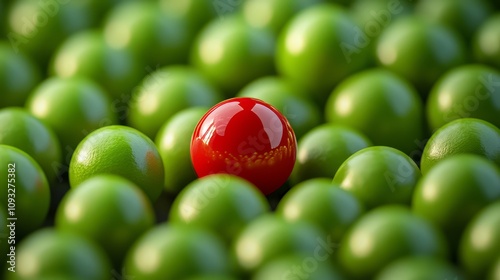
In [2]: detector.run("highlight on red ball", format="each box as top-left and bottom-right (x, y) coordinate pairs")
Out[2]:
(190, 97), (297, 195)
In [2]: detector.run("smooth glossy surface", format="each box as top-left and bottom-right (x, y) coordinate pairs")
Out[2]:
(426, 64), (500, 130)
(339, 205), (448, 279)
(234, 214), (324, 273)
(276, 178), (364, 242)
(191, 16), (275, 95)
(277, 4), (370, 102)
(124, 224), (230, 279)
(155, 107), (209, 194)
(0, 108), (62, 183)
(26, 77), (118, 155)
(128, 65), (223, 139)
(191, 97), (297, 195)
(460, 201), (500, 278)
(420, 118), (500, 174)
(333, 146), (421, 209)
(253, 253), (345, 280)
(413, 155), (500, 247)
(0, 145), (49, 236)
(325, 68), (424, 154)
(376, 16), (466, 92)
(290, 124), (372, 184)
(12, 229), (111, 280)
(375, 257), (465, 280)
(50, 30), (143, 100)
(170, 174), (270, 242)
(56, 174), (155, 267)
(69, 125), (164, 202)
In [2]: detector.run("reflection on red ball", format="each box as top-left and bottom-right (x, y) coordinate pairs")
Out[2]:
(190, 97), (297, 195)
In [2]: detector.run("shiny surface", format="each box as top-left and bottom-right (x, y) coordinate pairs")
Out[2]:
(276, 4), (370, 102)
(0, 145), (50, 236)
(333, 146), (421, 209)
(0, 108), (62, 183)
(325, 68), (423, 154)
(190, 97), (296, 195)
(474, 14), (500, 70)
(69, 125), (164, 202)
(170, 174), (270, 242)
(234, 214), (324, 273)
(56, 174), (155, 267)
(155, 107), (209, 194)
(426, 64), (500, 130)
(276, 178), (364, 242)
(375, 257), (464, 280)
(190, 16), (275, 95)
(339, 205), (448, 279)
(124, 224), (229, 279)
(413, 155), (500, 247)
(26, 77), (118, 155)
(12, 229), (111, 280)
(376, 16), (466, 92)
(50, 30), (143, 100)
(460, 201), (500, 278)
(290, 124), (372, 184)
(128, 66), (223, 139)
(420, 118), (500, 174)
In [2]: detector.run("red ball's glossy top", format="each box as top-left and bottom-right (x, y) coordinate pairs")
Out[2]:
(190, 97), (297, 195)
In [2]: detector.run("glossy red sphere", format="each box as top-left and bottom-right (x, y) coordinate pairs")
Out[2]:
(190, 97), (297, 195)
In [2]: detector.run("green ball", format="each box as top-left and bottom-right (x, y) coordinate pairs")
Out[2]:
(420, 118), (500, 174)
(104, 1), (190, 66)
(0, 43), (41, 108)
(252, 253), (345, 280)
(473, 13), (500, 69)
(277, 178), (364, 242)
(242, 0), (323, 34)
(460, 201), (500, 278)
(426, 64), (500, 130)
(277, 4), (370, 102)
(325, 68), (423, 154)
(234, 214), (326, 273)
(10, 229), (111, 280)
(124, 224), (230, 279)
(376, 16), (466, 93)
(413, 155), (500, 247)
(26, 76), (118, 158)
(0, 145), (50, 236)
(170, 174), (270, 242)
(191, 16), (275, 95)
(128, 65), (223, 139)
(56, 174), (155, 267)
(7, 0), (94, 66)
(50, 30), (143, 101)
(291, 124), (372, 184)
(339, 205), (448, 279)
(0, 108), (62, 183)
(237, 76), (322, 139)
(333, 146), (421, 209)
(155, 107), (208, 194)
(375, 256), (465, 280)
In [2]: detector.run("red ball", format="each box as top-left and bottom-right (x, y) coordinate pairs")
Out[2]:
(190, 97), (297, 195)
